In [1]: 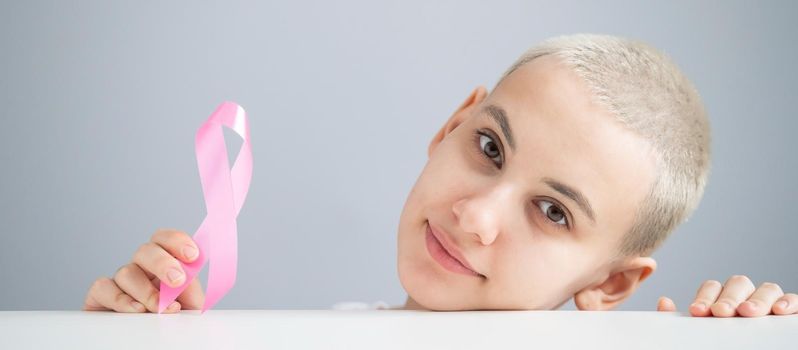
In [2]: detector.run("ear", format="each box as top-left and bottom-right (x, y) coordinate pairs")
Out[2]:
(573, 256), (657, 311)
(427, 86), (488, 158)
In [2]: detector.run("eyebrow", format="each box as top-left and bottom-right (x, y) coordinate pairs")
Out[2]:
(482, 104), (516, 152)
(480, 105), (595, 224)
(542, 177), (596, 223)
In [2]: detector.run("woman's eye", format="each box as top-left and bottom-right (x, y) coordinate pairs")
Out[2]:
(478, 133), (502, 167)
(537, 200), (568, 227)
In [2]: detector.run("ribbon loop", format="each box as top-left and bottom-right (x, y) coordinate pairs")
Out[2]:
(158, 101), (253, 313)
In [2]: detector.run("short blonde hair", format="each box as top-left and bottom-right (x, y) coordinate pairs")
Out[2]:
(498, 34), (711, 256)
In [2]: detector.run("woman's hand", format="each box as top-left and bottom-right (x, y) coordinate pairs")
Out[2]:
(82, 228), (205, 313)
(657, 275), (797, 317)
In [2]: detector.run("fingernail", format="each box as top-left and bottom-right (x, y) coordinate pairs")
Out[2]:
(741, 301), (756, 309)
(167, 267), (184, 284)
(168, 301), (179, 310)
(130, 301), (144, 311)
(691, 302), (705, 309)
(776, 300), (789, 310)
(720, 301), (732, 310)
(183, 245), (198, 261)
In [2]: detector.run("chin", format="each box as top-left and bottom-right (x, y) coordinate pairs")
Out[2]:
(402, 285), (470, 311)
(398, 257), (555, 311)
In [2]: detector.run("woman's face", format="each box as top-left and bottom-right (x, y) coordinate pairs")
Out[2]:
(396, 55), (658, 310)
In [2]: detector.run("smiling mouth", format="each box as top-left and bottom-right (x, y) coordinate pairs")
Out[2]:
(425, 221), (485, 278)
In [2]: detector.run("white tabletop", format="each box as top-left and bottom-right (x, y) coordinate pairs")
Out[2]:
(0, 310), (794, 349)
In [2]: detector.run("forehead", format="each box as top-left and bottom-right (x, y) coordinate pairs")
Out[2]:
(483, 55), (656, 236)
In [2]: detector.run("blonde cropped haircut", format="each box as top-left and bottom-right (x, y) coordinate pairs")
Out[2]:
(497, 34), (711, 256)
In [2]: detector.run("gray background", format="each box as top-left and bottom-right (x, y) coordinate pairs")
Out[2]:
(1, 0), (796, 311)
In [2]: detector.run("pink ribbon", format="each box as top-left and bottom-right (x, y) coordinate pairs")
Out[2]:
(158, 101), (253, 313)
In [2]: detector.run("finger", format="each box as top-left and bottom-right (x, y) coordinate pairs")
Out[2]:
(657, 296), (676, 312)
(773, 293), (798, 315)
(151, 228), (200, 264)
(132, 242), (187, 288)
(144, 275), (185, 313)
(84, 277), (112, 311)
(737, 282), (783, 317)
(114, 263), (180, 313)
(710, 275), (756, 317)
(689, 280), (723, 317)
(167, 301), (182, 313)
(114, 264), (181, 313)
(176, 277), (205, 310)
(83, 277), (146, 313)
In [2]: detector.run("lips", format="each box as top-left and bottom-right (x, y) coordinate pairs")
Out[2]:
(425, 221), (484, 278)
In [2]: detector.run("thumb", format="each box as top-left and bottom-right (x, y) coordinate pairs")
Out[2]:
(657, 296), (677, 312)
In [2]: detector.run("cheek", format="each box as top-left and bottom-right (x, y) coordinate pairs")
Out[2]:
(397, 141), (467, 260)
(396, 139), (489, 309)
(487, 239), (597, 309)
(411, 143), (475, 209)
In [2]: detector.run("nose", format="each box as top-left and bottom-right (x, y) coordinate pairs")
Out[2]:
(452, 184), (515, 246)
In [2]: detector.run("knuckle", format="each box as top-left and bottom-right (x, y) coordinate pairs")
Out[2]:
(113, 291), (129, 305)
(729, 275), (752, 285)
(695, 297), (715, 305)
(153, 228), (192, 248)
(171, 229), (189, 240)
(114, 265), (129, 279)
(99, 277), (114, 288)
(731, 274), (750, 282)
(114, 263), (139, 281)
(162, 229), (179, 240)
(155, 228), (184, 240)
(134, 242), (153, 259)
(171, 232), (193, 248)
(90, 277), (109, 292)
(146, 292), (160, 310)
(156, 254), (179, 272)
(151, 228), (170, 240)
(759, 282), (783, 293)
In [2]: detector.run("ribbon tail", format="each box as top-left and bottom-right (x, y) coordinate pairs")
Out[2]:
(201, 229), (237, 312)
(200, 182), (239, 312)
